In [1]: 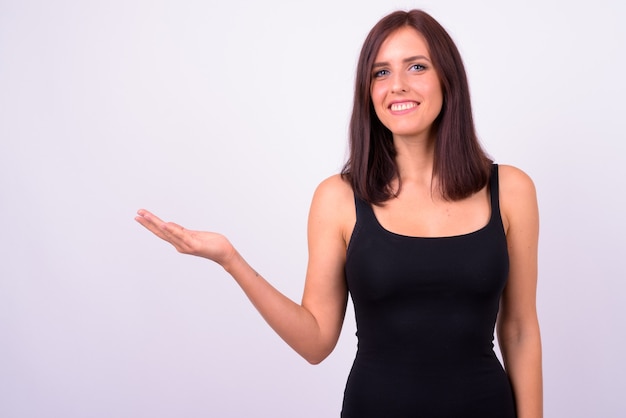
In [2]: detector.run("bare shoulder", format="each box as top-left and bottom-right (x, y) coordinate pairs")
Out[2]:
(497, 165), (538, 233)
(309, 174), (355, 245)
(313, 174), (353, 201)
(498, 164), (536, 192)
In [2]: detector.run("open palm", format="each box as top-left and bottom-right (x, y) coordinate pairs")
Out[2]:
(135, 209), (235, 266)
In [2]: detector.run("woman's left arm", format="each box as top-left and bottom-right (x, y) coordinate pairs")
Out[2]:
(497, 165), (543, 418)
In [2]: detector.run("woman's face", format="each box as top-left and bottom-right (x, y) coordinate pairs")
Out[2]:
(370, 27), (443, 142)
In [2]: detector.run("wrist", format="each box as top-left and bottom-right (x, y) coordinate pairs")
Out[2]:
(221, 247), (243, 274)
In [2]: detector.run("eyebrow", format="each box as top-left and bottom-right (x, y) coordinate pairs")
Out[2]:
(372, 55), (431, 69)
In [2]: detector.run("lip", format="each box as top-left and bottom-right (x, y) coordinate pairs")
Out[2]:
(388, 100), (420, 113)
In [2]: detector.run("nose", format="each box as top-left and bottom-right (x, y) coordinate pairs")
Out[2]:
(391, 72), (408, 93)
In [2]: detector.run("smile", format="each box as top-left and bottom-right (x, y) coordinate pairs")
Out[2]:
(390, 102), (419, 111)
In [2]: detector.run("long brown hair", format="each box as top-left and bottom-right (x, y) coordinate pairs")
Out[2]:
(341, 10), (492, 204)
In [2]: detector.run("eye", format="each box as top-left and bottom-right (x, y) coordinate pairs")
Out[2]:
(410, 64), (427, 72)
(373, 69), (390, 78)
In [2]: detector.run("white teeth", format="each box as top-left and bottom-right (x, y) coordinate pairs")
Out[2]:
(390, 102), (418, 111)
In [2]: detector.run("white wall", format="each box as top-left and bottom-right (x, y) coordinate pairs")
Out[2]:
(1, 0), (624, 416)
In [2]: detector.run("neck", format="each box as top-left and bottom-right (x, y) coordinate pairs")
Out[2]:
(393, 132), (436, 186)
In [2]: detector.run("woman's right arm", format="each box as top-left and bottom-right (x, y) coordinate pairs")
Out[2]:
(135, 175), (353, 364)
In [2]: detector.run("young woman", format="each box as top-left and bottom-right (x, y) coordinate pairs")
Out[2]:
(136, 9), (542, 417)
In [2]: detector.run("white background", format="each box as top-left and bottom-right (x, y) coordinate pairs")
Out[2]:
(1, 0), (624, 416)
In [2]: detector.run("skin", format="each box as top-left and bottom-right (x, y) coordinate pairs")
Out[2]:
(136, 26), (542, 417)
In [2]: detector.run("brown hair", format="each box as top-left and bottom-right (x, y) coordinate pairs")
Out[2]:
(341, 9), (492, 203)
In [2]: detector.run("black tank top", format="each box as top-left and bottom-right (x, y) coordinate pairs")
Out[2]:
(342, 165), (516, 417)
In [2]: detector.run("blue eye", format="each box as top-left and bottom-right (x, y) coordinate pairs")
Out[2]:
(373, 69), (389, 78)
(410, 64), (426, 72)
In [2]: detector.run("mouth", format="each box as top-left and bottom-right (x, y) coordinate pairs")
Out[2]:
(389, 101), (419, 112)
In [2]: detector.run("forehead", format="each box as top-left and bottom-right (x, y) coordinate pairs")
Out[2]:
(375, 27), (431, 61)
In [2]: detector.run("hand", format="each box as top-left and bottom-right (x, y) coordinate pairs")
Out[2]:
(135, 209), (236, 267)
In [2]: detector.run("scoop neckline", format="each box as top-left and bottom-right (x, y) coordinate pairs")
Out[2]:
(367, 196), (494, 240)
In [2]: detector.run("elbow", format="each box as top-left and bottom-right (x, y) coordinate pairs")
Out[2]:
(497, 316), (542, 357)
(301, 343), (335, 365)
(303, 350), (331, 365)
(306, 357), (324, 366)
(497, 315), (541, 343)
(294, 323), (342, 365)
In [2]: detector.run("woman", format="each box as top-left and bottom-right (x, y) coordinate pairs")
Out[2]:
(136, 9), (542, 417)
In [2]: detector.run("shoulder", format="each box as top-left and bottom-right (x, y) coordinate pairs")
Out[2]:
(309, 174), (355, 245)
(498, 164), (536, 198)
(497, 164), (539, 233)
(312, 174), (353, 205)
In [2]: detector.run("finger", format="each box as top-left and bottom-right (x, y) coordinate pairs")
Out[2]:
(135, 209), (172, 240)
(155, 223), (196, 254)
(159, 222), (187, 241)
(135, 209), (165, 225)
(134, 209), (198, 254)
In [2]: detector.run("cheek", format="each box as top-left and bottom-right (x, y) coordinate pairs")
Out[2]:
(370, 85), (380, 104)
(370, 97), (387, 125)
(423, 83), (444, 113)
(370, 86), (387, 114)
(432, 81), (444, 106)
(432, 89), (444, 108)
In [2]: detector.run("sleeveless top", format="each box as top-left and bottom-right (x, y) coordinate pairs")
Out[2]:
(342, 164), (516, 417)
